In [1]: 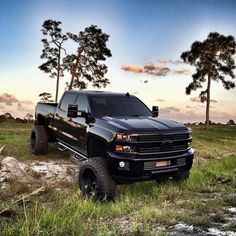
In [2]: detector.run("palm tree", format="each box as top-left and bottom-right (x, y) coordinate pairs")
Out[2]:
(181, 32), (236, 129)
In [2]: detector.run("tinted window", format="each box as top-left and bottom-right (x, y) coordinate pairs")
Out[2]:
(60, 93), (78, 112)
(89, 95), (152, 117)
(75, 94), (90, 112)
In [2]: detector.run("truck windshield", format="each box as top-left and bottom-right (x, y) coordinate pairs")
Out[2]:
(89, 95), (152, 117)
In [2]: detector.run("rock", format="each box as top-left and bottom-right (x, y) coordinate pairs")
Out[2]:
(228, 207), (236, 214)
(207, 228), (236, 236)
(175, 223), (194, 233)
(0, 157), (78, 187)
(30, 161), (77, 183)
(1, 157), (34, 182)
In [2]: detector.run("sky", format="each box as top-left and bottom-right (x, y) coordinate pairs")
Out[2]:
(0, 0), (236, 123)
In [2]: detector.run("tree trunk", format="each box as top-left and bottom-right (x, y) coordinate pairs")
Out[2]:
(55, 71), (59, 103)
(68, 48), (83, 90)
(205, 74), (211, 130)
(55, 49), (61, 103)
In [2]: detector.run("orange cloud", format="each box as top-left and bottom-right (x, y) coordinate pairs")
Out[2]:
(121, 59), (191, 77)
(121, 64), (143, 73)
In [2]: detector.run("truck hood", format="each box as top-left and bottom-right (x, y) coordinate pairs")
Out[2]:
(97, 116), (188, 133)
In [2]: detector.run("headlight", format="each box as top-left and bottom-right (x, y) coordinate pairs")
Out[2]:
(115, 134), (137, 142)
(116, 134), (131, 142)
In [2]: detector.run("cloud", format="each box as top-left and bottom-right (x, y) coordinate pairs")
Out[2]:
(168, 59), (184, 65)
(0, 93), (34, 107)
(156, 99), (165, 102)
(159, 107), (236, 124)
(121, 59), (191, 77)
(160, 106), (180, 114)
(121, 65), (143, 73)
(0, 93), (34, 118)
(172, 68), (192, 75)
(21, 100), (34, 105)
(185, 105), (197, 109)
(0, 93), (19, 106)
(190, 97), (218, 103)
(17, 103), (34, 112)
(157, 59), (168, 66)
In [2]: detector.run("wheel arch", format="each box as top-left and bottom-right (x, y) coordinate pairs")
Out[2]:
(86, 134), (108, 158)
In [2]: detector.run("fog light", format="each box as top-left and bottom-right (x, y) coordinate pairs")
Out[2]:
(115, 145), (131, 152)
(119, 161), (126, 168)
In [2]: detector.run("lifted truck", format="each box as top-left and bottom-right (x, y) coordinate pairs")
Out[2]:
(31, 90), (194, 201)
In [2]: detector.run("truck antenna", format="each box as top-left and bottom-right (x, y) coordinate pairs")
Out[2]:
(126, 92), (130, 97)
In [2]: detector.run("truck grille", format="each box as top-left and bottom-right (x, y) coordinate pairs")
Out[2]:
(138, 144), (187, 153)
(136, 132), (190, 155)
(137, 133), (189, 142)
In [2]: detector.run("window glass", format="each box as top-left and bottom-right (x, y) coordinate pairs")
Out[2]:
(60, 93), (78, 112)
(75, 94), (90, 112)
(89, 95), (152, 117)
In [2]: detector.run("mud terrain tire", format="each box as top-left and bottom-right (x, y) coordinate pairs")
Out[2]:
(173, 170), (190, 181)
(31, 125), (48, 155)
(79, 157), (117, 201)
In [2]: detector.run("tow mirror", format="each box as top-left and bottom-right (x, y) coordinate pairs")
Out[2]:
(67, 104), (94, 123)
(67, 104), (78, 118)
(152, 106), (159, 117)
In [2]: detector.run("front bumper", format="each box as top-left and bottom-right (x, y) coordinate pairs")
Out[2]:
(106, 148), (194, 184)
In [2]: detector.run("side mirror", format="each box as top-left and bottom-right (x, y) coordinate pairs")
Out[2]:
(67, 104), (94, 123)
(67, 104), (78, 118)
(152, 106), (159, 117)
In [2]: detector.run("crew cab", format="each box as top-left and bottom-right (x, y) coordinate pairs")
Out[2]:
(31, 90), (194, 201)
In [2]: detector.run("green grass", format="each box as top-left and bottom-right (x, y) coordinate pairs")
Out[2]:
(0, 123), (70, 162)
(0, 124), (236, 235)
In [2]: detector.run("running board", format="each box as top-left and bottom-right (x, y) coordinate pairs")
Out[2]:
(57, 142), (88, 161)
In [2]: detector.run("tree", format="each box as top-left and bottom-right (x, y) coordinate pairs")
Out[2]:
(63, 25), (112, 90)
(25, 113), (33, 123)
(39, 92), (54, 103)
(39, 20), (68, 103)
(181, 32), (236, 129)
(227, 119), (235, 125)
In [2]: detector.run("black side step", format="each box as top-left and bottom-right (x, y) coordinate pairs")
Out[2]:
(57, 142), (88, 162)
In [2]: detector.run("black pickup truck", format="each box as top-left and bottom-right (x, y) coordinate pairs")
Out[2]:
(31, 90), (194, 201)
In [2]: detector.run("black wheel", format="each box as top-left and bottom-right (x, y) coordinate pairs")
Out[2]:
(30, 125), (48, 155)
(173, 170), (190, 181)
(79, 157), (117, 201)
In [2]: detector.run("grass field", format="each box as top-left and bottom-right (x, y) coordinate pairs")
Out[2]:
(0, 123), (236, 235)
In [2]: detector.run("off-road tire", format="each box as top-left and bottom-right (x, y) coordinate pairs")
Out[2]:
(79, 157), (117, 201)
(173, 170), (190, 181)
(31, 125), (48, 155)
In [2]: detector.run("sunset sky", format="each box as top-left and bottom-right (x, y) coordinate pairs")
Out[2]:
(0, 0), (236, 123)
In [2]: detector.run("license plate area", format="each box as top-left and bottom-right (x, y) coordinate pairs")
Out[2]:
(156, 160), (171, 167)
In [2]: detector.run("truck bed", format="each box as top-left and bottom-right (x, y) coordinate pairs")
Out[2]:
(35, 103), (58, 125)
